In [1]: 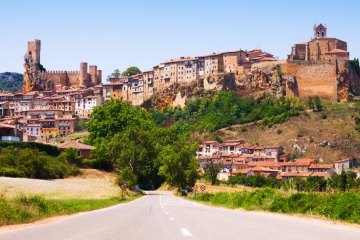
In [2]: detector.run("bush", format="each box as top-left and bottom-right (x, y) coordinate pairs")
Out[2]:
(0, 142), (60, 156)
(0, 147), (79, 179)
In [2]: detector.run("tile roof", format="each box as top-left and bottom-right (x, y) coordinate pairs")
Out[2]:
(281, 172), (313, 177)
(327, 49), (348, 53)
(336, 158), (353, 163)
(309, 164), (334, 169)
(295, 158), (317, 163)
(59, 141), (95, 150)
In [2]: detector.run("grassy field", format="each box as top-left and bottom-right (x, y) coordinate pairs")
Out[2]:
(0, 169), (141, 226)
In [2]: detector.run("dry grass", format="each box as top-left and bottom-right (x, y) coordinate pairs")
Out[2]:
(0, 169), (120, 200)
(193, 103), (360, 163)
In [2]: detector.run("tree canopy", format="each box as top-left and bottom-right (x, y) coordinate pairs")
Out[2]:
(106, 69), (121, 81)
(85, 99), (199, 190)
(121, 66), (142, 77)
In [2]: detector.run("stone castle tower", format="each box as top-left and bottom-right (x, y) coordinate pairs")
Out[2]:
(27, 39), (41, 64)
(23, 39), (102, 91)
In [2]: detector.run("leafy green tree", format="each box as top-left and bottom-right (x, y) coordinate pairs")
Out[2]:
(305, 176), (327, 192)
(86, 100), (154, 145)
(121, 66), (141, 77)
(107, 127), (159, 189)
(204, 158), (221, 185)
(116, 166), (138, 190)
(90, 140), (112, 170)
(158, 140), (199, 189)
(106, 69), (121, 81)
(58, 147), (82, 166)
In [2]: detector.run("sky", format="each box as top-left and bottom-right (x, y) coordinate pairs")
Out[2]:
(1, 0), (360, 83)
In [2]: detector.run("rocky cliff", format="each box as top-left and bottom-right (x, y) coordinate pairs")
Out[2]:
(143, 60), (360, 110)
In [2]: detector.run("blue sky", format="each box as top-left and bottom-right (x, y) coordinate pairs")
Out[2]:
(1, 0), (359, 82)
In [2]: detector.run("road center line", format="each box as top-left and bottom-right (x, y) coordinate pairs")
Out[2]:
(159, 194), (164, 209)
(180, 228), (193, 237)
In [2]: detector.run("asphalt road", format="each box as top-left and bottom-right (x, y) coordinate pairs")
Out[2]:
(1, 191), (360, 240)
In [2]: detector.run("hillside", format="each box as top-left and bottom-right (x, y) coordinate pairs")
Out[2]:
(0, 72), (23, 92)
(192, 102), (360, 164)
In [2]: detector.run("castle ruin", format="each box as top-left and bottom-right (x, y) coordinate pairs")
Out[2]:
(23, 39), (102, 91)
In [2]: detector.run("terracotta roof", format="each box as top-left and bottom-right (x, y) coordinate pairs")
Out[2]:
(327, 49), (348, 53)
(58, 141), (95, 150)
(337, 158), (353, 163)
(279, 152), (290, 160)
(203, 140), (218, 144)
(236, 168), (253, 174)
(254, 162), (280, 167)
(309, 164), (334, 169)
(281, 172), (313, 177)
(280, 162), (311, 166)
(295, 158), (317, 163)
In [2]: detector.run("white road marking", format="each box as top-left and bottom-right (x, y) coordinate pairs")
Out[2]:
(180, 228), (193, 237)
(169, 218), (175, 221)
(159, 195), (164, 209)
(165, 212), (169, 214)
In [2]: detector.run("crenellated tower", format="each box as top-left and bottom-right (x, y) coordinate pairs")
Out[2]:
(27, 39), (41, 64)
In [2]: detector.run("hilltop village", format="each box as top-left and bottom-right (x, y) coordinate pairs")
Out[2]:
(0, 23), (358, 153)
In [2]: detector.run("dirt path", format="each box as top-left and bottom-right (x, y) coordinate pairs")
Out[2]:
(0, 169), (120, 199)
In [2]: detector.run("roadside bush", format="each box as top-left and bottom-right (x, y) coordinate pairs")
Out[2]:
(0, 147), (79, 179)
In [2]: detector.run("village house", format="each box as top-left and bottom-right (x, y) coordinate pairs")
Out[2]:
(58, 141), (95, 159)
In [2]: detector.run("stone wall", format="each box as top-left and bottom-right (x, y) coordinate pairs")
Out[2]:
(38, 71), (67, 86)
(67, 72), (81, 86)
(283, 61), (338, 99)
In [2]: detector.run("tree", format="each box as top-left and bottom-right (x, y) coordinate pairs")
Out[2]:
(107, 127), (160, 190)
(86, 99), (154, 145)
(121, 66), (141, 77)
(58, 147), (82, 166)
(204, 157), (221, 185)
(106, 69), (121, 81)
(158, 140), (199, 189)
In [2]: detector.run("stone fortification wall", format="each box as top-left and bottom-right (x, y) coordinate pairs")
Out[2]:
(67, 72), (81, 86)
(283, 61), (337, 99)
(251, 60), (286, 70)
(38, 71), (67, 86)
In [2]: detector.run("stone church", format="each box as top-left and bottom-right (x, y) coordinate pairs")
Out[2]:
(288, 24), (349, 61)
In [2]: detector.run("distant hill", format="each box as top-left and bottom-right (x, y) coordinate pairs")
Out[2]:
(0, 72), (23, 92)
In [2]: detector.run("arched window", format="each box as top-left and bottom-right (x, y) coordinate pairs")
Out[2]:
(322, 32), (325, 37)
(317, 32), (320, 38)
